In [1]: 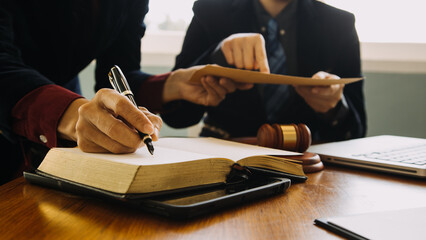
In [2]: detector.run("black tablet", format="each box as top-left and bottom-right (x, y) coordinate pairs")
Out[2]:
(24, 171), (291, 219)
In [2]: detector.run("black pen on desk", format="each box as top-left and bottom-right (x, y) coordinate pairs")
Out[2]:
(108, 65), (155, 155)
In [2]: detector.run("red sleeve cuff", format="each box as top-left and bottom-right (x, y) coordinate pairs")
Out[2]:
(11, 85), (82, 148)
(136, 73), (170, 113)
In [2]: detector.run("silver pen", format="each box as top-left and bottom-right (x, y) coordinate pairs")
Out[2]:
(108, 65), (154, 155)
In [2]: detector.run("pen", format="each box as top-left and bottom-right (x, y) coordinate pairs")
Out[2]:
(108, 65), (155, 155)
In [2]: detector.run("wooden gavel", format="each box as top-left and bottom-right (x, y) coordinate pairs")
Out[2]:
(231, 123), (322, 173)
(257, 123), (312, 153)
(257, 123), (323, 173)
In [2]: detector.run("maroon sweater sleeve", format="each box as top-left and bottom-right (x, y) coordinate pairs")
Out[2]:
(11, 73), (168, 149)
(11, 85), (82, 148)
(135, 73), (170, 113)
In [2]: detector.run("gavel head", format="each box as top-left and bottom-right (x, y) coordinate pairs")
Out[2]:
(257, 123), (311, 153)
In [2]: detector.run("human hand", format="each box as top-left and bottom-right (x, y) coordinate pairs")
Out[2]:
(58, 89), (162, 153)
(220, 33), (270, 73)
(163, 66), (253, 106)
(293, 71), (344, 113)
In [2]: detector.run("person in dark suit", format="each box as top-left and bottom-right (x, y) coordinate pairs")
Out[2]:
(161, 0), (366, 142)
(0, 0), (252, 185)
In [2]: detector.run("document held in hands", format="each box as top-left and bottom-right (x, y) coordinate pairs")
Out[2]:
(189, 65), (363, 85)
(37, 137), (305, 194)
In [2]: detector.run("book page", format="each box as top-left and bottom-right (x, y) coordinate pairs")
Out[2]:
(155, 137), (300, 161)
(50, 137), (299, 167)
(189, 65), (363, 85)
(53, 146), (226, 166)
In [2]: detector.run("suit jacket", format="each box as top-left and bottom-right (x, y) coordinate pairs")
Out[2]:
(0, 0), (151, 184)
(162, 0), (366, 142)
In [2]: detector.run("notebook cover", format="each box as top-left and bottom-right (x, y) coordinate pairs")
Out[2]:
(245, 166), (308, 182)
(25, 170), (224, 200)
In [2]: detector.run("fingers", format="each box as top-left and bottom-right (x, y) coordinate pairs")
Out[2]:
(294, 71), (344, 113)
(222, 39), (235, 66)
(254, 38), (269, 73)
(76, 88), (162, 153)
(310, 71), (342, 95)
(96, 89), (155, 135)
(166, 65), (254, 107)
(205, 76), (254, 103)
(221, 33), (268, 72)
(219, 77), (254, 91)
(241, 39), (256, 70)
(77, 95), (143, 151)
(222, 36), (247, 69)
(200, 76), (225, 106)
(237, 82), (255, 90)
(295, 85), (340, 98)
(293, 85), (313, 96)
(138, 107), (162, 141)
(312, 71), (328, 79)
(232, 43), (245, 69)
(76, 116), (136, 153)
(312, 71), (340, 80)
(311, 84), (343, 95)
(218, 78), (237, 92)
(173, 67), (255, 107)
(198, 76), (246, 106)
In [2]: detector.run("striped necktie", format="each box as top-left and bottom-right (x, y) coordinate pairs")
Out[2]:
(262, 18), (289, 122)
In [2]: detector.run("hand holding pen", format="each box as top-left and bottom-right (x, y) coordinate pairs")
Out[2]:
(69, 65), (161, 154)
(109, 65), (156, 155)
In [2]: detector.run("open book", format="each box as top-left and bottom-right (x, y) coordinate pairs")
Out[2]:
(37, 137), (305, 194)
(189, 65), (363, 85)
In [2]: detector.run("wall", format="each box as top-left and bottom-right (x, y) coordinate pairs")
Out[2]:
(363, 72), (426, 138)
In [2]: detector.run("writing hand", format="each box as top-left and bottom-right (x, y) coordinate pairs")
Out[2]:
(220, 33), (270, 73)
(58, 89), (162, 153)
(163, 66), (253, 106)
(293, 71), (344, 113)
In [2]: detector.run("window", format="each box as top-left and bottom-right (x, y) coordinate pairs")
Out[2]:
(142, 0), (426, 73)
(144, 0), (196, 32)
(141, 0), (196, 68)
(145, 0), (426, 43)
(325, 0), (426, 43)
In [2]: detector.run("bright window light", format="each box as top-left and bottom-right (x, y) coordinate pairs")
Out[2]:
(145, 0), (195, 32)
(145, 0), (426, 43)
(325, 0), (426, 43)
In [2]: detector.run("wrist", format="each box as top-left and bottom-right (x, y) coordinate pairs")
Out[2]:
(163, 70), (183, 103)
(57, 98), (89, 142)
(317, 96), (349, 126)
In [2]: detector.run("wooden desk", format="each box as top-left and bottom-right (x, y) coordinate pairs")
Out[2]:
(1, 166), (425, 240)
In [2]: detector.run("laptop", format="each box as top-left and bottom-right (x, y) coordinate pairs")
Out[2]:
(308, 135), (426, 178)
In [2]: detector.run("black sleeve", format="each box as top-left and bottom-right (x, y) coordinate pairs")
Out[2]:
(279, 12), (366, 142)
(94, 0), (152, 101)
(326, 13), (366, 140)
(161, 5), (220, 129)
(0, 7), (54, 142)
(313, 13), (366, 141)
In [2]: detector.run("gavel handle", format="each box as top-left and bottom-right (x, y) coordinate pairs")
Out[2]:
(230, 137), (258, 145)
